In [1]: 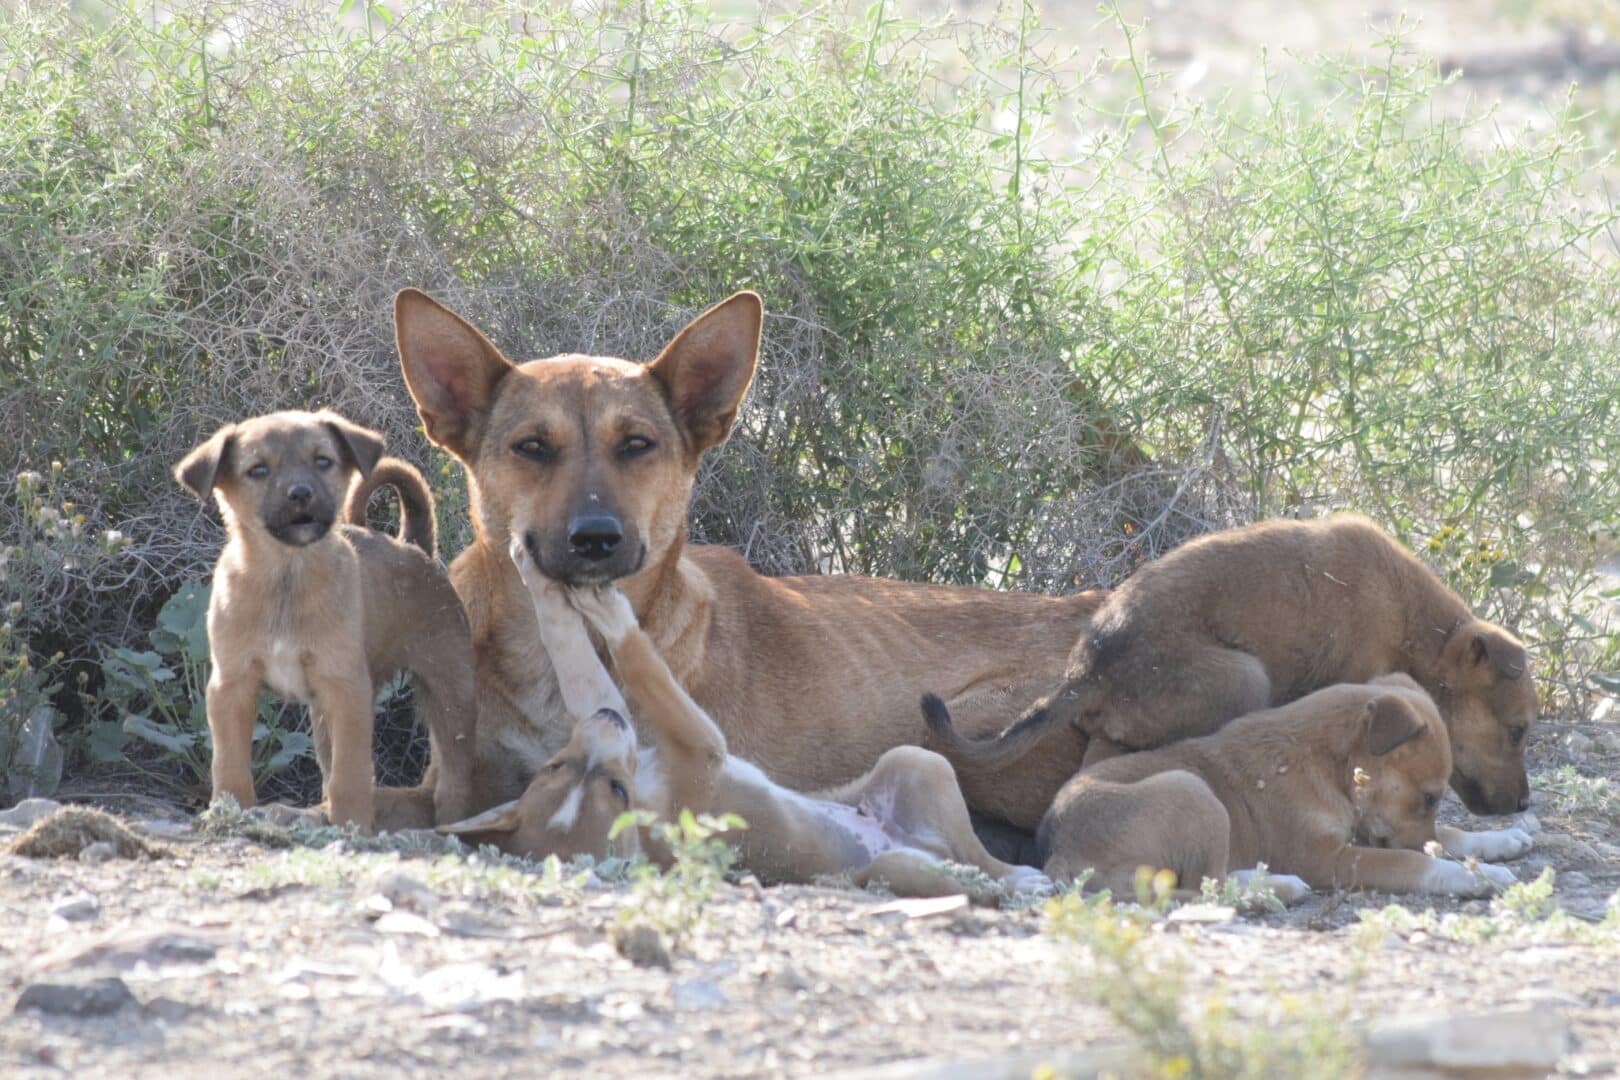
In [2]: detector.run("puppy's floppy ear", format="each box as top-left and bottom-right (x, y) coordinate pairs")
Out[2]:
(1469, 624), (1527, 680)
(175, 426), (236, 500)
(1365, 695), (1427, 757)
(647, 291), (761, 455)
(394, 288), (514, 460)
(435, 799), (521, 837)
(317, 412), (384, 479)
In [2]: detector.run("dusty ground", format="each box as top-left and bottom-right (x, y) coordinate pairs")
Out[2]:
(0, 720), (1617, 1079)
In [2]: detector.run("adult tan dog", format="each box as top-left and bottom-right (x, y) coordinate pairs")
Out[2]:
(176, 411), (477, 831)
(927, 515), (1537, 818)
(441, 543), (1050, 902)
(928, 675), (1519, 898)
(391, 289), (1104, 831)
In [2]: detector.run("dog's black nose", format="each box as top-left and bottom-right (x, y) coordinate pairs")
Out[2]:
(287, 483), (313, 505)
(568, 514), (623, 560)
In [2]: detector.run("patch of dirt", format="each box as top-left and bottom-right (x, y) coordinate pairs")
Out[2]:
(0, 719), (1617, 1078)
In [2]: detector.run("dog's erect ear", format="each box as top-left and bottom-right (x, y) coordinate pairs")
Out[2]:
(318, 412), (385, 479)
(1365, 696), (1427, 757)
(647, 291), (762, 454)
(435, 799), (521, 837)
(394, 288), (514, 460)
(1469, 624), (1527, 680)
(175, 426), (236, 500)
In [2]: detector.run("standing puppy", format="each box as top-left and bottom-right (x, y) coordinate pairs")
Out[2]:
(175, 410), (477, 831)
(929, 515), (1537, 824)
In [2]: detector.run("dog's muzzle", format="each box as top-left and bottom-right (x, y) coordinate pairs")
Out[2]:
(525, 523), (645, 585)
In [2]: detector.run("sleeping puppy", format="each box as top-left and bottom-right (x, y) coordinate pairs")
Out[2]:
(439, 541), (1050, 903)
(928, 515), (1538, 852)
(926, 675), (1519, 899)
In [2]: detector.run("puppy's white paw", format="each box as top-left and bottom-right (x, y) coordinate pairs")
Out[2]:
(1445, 826), (1534, 862)
(1422, 858), (1517, 897)
(1263, 873), (1312, 907)
(568, 584), (637, 644)
(1002, 865), (1055, 897)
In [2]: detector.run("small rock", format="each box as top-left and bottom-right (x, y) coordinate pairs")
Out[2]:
(373, 911), (440, 938)
(1595, 731), (1620, 755)
(1366, 1005), (1570, 1074)
(49, 893), (99, 922)
(39, 928), (221, 973)
(0, 798), (62, 831)
(612, 923), (672, 969)
(774, 962), (812, 992)
(77, 842), (117, 865)
(867, 894), (970, 922)
(1167, 904), (1237, 925)
(1560, 870), (1591, 890)
(15, 977), (136, 1017)
(368, 868), (433, 911)
(1564, 732), (1594, 757)
(672, 978), (728, 1011)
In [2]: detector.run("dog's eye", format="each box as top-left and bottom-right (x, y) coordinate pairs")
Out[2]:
(246, 463), (269, 480)
(313, 455), (334, 470)
(513, 437), (554, 462)
(1509, 726), (1527, 747)
(608, 779), (630, 806)
(619, 436), (654, 458)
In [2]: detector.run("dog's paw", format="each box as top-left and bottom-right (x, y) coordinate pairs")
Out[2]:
(1001, 865), (1055, 898)
(1261, 873), (1312, 906)
(1444, 826), (1534, 862)
(568, 584), (637, 643)
(1422, 857), (1517, 897)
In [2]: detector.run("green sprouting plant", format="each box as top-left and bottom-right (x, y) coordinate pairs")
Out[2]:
(611, 808), (747, 951)
(1198, 864), (1286, 914)
(87, 580), (312, 797)
(1358, 868), (1620, 947)
(1045, 890), (1362, 1079)
(0, 615), (63, 800)
(1534, 765), (1620, 821)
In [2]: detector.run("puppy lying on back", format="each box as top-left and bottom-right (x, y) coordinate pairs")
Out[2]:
(930, 515), (1538, 834)
(176, 410), (476, 831)
(927, 675), (1519, 898)
(439, 542), (1050, 903)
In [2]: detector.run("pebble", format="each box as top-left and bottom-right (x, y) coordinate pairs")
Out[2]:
(15, 977), (136, 1017)
(1564, 732), (1594, 757)
(368, 868), (434, 911)
(49, 892), (100, 923)
(1366, 1005), (1570, 1073)
(672, 979), (728, 1011)
(0, 798), (63, 831)
(77, 842), (117, 865)
(1595, 731), (1620, 755)
(613, 924), (672, 969)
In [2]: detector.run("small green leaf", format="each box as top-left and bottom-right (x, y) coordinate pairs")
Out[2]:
(122, 714), (195, 754)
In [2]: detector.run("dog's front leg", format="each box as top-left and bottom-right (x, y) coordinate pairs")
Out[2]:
(569, 585), (726, 788)
(1317, 843), (1517, 897)
(308, 669), (376, 832)
(1435, 822), (1534, 862)
(206, 671), (261, 810)
(507, 540), (627, 719)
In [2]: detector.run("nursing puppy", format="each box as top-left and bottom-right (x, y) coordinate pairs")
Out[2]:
(929, 515), (1537, 822)
(927, 676), (1519, 899)
(440, 542), (1050, 903)
(176, 410), (477, 831)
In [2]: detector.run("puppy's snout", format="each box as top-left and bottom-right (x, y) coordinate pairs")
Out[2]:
(286, 482), (314, 506)
(568, 513), (623, 561)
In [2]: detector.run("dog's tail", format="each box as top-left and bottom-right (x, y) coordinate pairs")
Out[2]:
(344, 456), (437, 557)
(920, 685), (1086, 773)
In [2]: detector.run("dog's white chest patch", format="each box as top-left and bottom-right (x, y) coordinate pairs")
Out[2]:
(263, 639), (309, 700)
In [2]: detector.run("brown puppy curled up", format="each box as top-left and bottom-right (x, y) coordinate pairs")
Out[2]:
(438, 540), (1051, 903)
(928, 516), (1538, 849)
(926, 675), (1519, 899)
(175, 410), (476, 831)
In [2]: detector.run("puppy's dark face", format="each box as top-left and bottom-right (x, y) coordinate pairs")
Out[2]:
(1435, 620), (1536, 816)
(175, 410), (384, 548)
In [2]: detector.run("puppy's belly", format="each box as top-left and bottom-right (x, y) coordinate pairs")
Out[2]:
(262, 639), (310, 701)
(811, 801), (903, 866)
